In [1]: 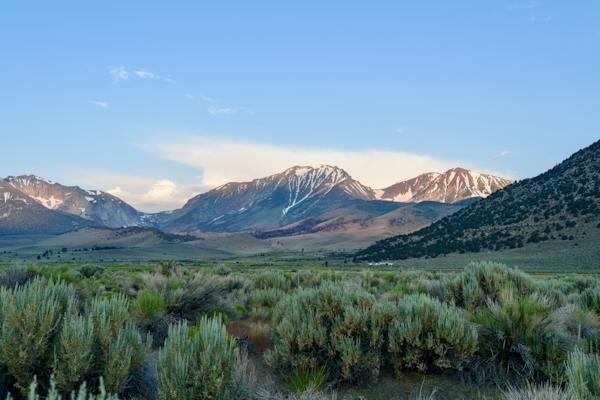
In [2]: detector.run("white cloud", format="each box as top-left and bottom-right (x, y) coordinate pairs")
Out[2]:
(198, 95), (251, 115)
(146, 135), (490, 189)
(109, 66), (129, 83)
(142, 179), (178, 203)
(134, 68), (156, 79)
(108, 66), (172, 84)
(92, 100), (109, 109)
(133, 68), (173, 82)
(207, 106), (240, 115)
(200, 95), (217, 102)
(494, 150), (512, 160)
(58, 170), (203, 212)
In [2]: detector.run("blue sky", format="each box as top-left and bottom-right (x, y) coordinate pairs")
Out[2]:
(1, 1), (599, 211)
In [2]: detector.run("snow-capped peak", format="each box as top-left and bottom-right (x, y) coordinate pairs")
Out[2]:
(378, 167), (511, 203)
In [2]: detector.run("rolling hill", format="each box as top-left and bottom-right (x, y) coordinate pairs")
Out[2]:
(356, 139), (600, 261)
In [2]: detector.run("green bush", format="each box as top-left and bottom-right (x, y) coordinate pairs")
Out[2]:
(537, 304), (600, 380)
(472, 291), (552, 382)
(7, 377), (119, 400)
(382, 294), (478, 373)
(447, 262), (533, 310)
(253, 271), (291, 292)
(0, 268), (35, 289)
(0, 278), (76, 393)
(249, 288), (285, 308)
(158, 316), (237, 400)
(284, 366), (327, 393)
(579, 287), (600, 314)
(265, 283), (381, 385)
(166, 275), (229, 322)
(103, 322), (147, 394)
(566, 349), (600, 400)
(0, 280), (146, 397)
(53, 314), (95, 393)
(132, 289), (166, 321)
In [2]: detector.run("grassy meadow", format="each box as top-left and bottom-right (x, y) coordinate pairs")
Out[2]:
(0, 260), (598, 399)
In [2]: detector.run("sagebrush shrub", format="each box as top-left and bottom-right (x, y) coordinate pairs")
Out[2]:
(472, 290), (552, 383)
(0, 280), (147, 397)
(253, 271), (291, 291)
(0, 278), (76, 393)
(53, 314), (95, 393)
(566, 349), (600, 400)
(103, 321), (147, 394)
(265, 283), (381, 385)
(382, 293), (478, 373)
(249, 288), (285, 307)
(447, 262), (533, 309)
(579, 287), (600, 314)
(158, 316), (237, 400)
(7, 377), (119, 400)
(167, 275), (229, 321)
(0, 268), (35, 289)
(537, 304), (600, 380)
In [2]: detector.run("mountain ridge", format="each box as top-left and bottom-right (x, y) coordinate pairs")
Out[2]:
(377, 168), (511, 203)
(1, 165), (511, 238)
(5, 175), (143, 228)
(356, 140), (600, 261)
(0, 180), (91, 234)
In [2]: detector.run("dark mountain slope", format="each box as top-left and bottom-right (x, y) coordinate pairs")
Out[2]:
(5, 175), (143, 228)
(0, 181), (91, 234)
(356, 139), (600, 261)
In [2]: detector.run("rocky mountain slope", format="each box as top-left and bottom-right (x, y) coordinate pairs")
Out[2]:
(5, 175), (143, 228)
(0, 181), (90, 234)
(357, 140), (600, 261)
(160, 165), (378, 232)
(0, 166), (510, 242)
(377, 168), (511, 203)
(158, 165), (506, 234)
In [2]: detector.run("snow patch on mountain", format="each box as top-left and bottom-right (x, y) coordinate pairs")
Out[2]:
(378, 168), (511, 203)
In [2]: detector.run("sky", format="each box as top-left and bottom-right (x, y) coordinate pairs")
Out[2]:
(1, 1), (599, 212)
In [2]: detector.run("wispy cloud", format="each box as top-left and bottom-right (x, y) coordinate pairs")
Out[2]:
(207, 106), (241, 115)
(144, 135), (502, 189)
(92, 100), (109, 109)
(494, 150), (512, 160)
(506, 1), (552, 23)
(133, 68), (156, 79)
(506, 1), (537, 10)
(109, 66), (129, 83)
(194, 95), (252, 115)
(108, 66), (172, 84)
(133, 68), (173, 82)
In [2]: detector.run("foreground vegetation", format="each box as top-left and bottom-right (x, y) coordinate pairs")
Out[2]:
(0, 262), (598, 399)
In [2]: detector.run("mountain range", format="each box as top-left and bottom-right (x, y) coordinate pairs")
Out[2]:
(356, 139), (600, 261)
(5, 175), (143, 228)
(0, 167), (510, 240)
